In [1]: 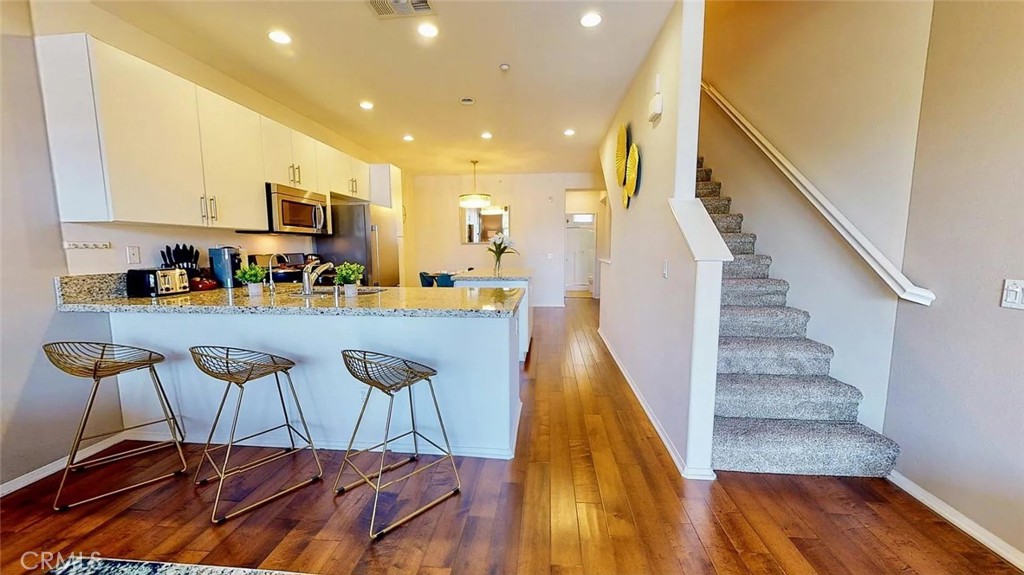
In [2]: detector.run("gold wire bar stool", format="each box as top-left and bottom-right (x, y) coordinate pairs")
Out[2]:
(334, 350), (461, 539)
(42, 342), (188, 512)
(189, 346), (323, 524)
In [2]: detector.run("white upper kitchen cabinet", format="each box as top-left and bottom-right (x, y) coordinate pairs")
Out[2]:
(196, 88), (267, 230)
(35, 34), (206, 225)
(290, 131), (318, 192)
(260, 117), (294, 188)
(260, 117), (318, 192)
(350, 157), (370, 201)
(369, 164), (402, 208)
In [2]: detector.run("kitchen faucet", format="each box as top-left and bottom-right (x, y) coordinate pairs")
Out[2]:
(301, 260), (334, 295)
(267, 253), (288, 295)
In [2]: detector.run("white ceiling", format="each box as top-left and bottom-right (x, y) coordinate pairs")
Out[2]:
(93, 0), (673, 175)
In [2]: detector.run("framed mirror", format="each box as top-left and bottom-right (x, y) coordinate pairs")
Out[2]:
(461, 205), (510, 244)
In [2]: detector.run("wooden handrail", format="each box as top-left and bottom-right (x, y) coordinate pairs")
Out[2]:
(701, 82), (935, 306)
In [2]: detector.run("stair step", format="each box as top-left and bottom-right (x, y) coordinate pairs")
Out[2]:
(697, 156), (703, 168)
(711, 213), (743, 233)
(724, 254), (771, 279)
(697, 167), (713, 182)
(697, 181), (721, 198)
(718, 337), (833, 376)
(721, 233), (756, 255)
(700, 196), (732, 214)
(722, 279), (789, 306)
(715, 374), (861, 421)
(720, 306), (809, 338)
(712, 417), (900, 477)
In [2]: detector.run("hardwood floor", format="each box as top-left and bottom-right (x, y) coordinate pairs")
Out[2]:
(2, 300), (1018, 574)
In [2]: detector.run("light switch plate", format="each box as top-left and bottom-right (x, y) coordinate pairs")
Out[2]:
(1001, 279), (1024, 310)
(126, 246), (142, 264)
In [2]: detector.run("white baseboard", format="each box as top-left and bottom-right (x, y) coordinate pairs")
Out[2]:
(888, 471), (1024, 570)
(1, 434), (126, 497)
(597, 329), (712, 481)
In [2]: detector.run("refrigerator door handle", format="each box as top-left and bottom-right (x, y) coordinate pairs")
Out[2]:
(370, 224), (380, 286)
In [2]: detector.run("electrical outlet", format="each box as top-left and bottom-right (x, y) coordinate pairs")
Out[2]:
(1001, 279), (1024, 310)
(126, 246), (142, 264)
(63, 241), (111, 250)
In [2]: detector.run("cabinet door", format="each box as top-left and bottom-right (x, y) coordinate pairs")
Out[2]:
(260, 116), (294, 185)
(197, 88), (267, 230)
(330, 148), (354, 197)
(291, 130), (318, 192)
(368, 163), (393, 208)
(90, 39), (205, 226)
(314, 141), (333, 196)
(350, 157), (370, 200)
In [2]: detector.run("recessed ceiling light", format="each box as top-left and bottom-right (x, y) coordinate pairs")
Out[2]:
(564, 128), (576, 136)
(403, 134), (415, 142)
(580, 12), (602, 28)
(359, 101), (374, 110)
(268, 30), (292, 44)
(418, 22), (439, 38)
(460, 97), (476, 106)
(499, 63), (511, 72)
(481, 131), (493, 140)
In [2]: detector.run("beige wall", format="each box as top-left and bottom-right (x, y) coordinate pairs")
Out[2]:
(702, 0), (932, 263)
(885, 0), (1024, 553)
(406, 172), (600, 306)
(565, 190), (602, 215)
(598, 4), (703, 466)
(698, 1), (934, 430)
(1, 0), (122, 483)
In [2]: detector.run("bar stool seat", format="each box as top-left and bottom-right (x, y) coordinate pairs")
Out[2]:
(42, 342), (187, 511)
(334, 349), (461, 539)
(189, 346), (323, 524)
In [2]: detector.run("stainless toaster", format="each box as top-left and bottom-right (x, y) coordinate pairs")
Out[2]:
(126, 268), (189, 298)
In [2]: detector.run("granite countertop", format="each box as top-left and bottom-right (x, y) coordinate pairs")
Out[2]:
(453, 267), (533, 281)
(55, 277), (524, 319)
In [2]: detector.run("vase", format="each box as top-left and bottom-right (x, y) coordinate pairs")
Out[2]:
(246, 283), (263, 298)
(344, 283), (358, 298)
(493, 257), (502, 277)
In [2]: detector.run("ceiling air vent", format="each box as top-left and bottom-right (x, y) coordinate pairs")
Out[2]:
(367, 0), (434, 18)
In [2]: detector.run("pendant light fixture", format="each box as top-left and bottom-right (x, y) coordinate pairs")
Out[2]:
(459, 160), (492, 209)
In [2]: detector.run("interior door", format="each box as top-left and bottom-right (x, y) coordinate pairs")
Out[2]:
(565, 218), (596, 290)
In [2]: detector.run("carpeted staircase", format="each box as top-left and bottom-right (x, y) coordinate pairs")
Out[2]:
(698, 157), (900, 477)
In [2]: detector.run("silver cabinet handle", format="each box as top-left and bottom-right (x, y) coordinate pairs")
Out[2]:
(200, 195), (208, 221)
(209, 196), (218, 221)
(296, 165), (302, 184)
(289, 164), (295, 183)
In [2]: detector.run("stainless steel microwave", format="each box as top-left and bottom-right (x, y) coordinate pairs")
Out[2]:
(267, 183), (330, 235)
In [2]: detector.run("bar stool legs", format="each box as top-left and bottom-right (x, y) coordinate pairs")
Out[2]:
(47, 352), (187, 512)
(333, 377), (461, 539)
(190, 353), (323, 524)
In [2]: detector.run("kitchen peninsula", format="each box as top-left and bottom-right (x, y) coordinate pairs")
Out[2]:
(454, 268), (533, 360)
(55, 275), (524, 459)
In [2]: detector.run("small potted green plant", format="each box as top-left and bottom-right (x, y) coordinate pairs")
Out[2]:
(234, 264), (267, 298)
(333, 262), (366, 297)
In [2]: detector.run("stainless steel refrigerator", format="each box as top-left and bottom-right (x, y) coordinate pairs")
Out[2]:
(314, 196), (400, 287)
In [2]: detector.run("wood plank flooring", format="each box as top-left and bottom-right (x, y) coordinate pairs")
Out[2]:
(1, 300), (1018, 574)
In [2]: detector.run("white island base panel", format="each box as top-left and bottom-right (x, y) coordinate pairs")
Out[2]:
(110, 312), (522, 459)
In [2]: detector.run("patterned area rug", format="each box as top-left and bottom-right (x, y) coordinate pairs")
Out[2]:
(50, 557), (307, 575)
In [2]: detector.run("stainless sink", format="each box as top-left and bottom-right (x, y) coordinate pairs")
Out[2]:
(287, 287), (387, 299)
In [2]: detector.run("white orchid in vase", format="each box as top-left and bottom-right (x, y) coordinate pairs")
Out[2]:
(486, 233), (518, 276)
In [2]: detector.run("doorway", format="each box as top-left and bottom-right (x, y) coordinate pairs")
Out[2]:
(565, 212), (596, 297)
